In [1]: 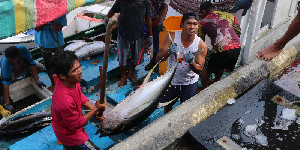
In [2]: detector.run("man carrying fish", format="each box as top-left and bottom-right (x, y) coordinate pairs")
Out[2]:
(35, 15), (67, 91)
(107, 0), (153, 87)
(51, 51), (106, 150)
(156, 12), (208, 114)
(0, 46), (46, 113)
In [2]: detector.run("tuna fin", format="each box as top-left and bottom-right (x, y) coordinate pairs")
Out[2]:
(142, 59), (162, 85)
(157, 97), (178, 108)
(95, 123), (102, 135)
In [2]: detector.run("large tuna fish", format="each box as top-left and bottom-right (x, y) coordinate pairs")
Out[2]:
(64, 40), (87, 52)
(75, 41), (105, 59)
(96, 62), (178, 137)
(0, 112), (52, 136)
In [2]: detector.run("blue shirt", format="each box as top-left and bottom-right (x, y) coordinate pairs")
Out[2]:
(35, 15), (67, 48)
(112, 0), (151, 41)
(1, 45), (36, 85)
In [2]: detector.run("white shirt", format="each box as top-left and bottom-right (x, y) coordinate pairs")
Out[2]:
(168, 31), (200, 85)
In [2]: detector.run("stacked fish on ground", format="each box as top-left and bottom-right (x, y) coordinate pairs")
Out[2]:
(0, 112), (52, 136)
(64, 40), (105, 59)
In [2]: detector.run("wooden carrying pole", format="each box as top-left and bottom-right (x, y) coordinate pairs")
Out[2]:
(53, 20), (61, 52)
(98, 18), (117, 116)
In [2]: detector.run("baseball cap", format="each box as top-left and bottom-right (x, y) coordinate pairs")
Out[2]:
(181, 12), (200, 23)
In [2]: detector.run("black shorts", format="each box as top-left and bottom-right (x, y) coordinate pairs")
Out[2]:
(117, 35), (144, 66)
(63, 139), (100, 150)
(206, 48), (241, 73)
(160, 82), (198, 106)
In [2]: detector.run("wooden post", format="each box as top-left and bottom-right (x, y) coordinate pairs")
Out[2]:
(98, 18), (118, 117)
(53, 20), (61, 52)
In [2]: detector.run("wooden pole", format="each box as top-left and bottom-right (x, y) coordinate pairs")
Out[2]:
(98, 18), (117, 117)
(53, 20), (61, 52)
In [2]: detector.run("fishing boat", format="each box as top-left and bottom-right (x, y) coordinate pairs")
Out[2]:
(0, 0), (300, 149)
(0, 29), (37, 50)
(63, 0), (115, 37)
(0, 1), (114, 50)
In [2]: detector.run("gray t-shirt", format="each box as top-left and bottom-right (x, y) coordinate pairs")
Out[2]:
(112, 0), (151, 41)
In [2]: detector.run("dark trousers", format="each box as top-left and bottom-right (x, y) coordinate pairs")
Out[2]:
(41, 47), (62, 85)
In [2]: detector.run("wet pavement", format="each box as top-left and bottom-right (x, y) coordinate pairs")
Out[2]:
(187, 79), (299, 149)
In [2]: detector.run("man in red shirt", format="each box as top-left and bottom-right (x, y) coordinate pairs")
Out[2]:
(51, 51), (106, 150)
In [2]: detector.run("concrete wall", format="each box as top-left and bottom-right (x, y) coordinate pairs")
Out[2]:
(272, 0), (293, 26)
(239, 0), (300, 64)
(261, 1), (275, 27)
(110, 42), (299, 149)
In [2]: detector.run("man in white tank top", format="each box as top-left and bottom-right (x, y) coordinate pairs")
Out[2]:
(156, 12), (208, 114)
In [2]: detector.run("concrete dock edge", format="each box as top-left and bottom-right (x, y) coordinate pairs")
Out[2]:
(110, 44), (300, 150)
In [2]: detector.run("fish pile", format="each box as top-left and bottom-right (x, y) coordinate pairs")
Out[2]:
(64, 40), (87, 52)
(75, 41), (105, 59)
(0, 112), (51, 136)
(64, 40), (105, 59)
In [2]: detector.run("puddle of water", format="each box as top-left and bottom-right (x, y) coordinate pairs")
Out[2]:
(187, 79), (299, 150)
(230, 99), (299, 149)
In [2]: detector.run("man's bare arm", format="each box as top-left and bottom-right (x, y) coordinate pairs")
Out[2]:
(3, 85), (10, 104)
(29, 65), (40, 82)
(107, 9), (115, 18)
(156, 32), (174, 62)
(160, 3), (168, 22)
(257, 6), (300, 60)
(190, 40), (208, 73)
(146, 18), (153, 36)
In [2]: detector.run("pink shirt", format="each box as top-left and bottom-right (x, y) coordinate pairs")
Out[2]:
(51, 79), (89, 146)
